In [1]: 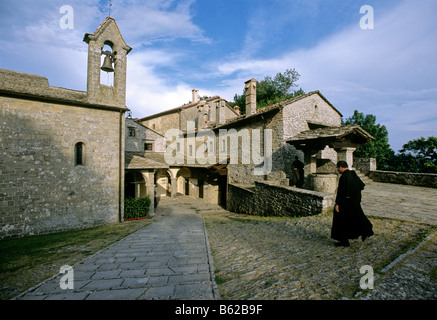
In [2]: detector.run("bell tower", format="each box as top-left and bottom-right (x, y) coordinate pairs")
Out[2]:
(83, 17), (132, 107)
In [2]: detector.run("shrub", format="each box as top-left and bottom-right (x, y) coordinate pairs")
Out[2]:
(124, 197), (151, 220)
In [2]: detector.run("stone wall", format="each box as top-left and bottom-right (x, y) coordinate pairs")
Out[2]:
(227, 184), (256, 214)
(126, 118), (165, 153)
(0, 96), (124, 238)
(368, 171), (437, 188)
(141, 112), (180, 137)
(0, 68), (88, 105)
(282, 93), (342, 141)
(228, 182), (335, 217)
(354, 158), (377, 173)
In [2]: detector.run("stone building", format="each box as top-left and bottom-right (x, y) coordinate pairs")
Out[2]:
(129, 77), (374, 215)
(0, 16), (374, 238)
(127, 90), (242, 208)
(0, 17), (131, 238)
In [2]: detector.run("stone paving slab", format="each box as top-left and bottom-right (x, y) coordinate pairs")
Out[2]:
(14, 198), (219, 300)
(361, 182), (437, 226)
(12, 182), (437, 301)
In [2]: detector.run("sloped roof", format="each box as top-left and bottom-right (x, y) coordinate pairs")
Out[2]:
(286, 125), (374, 147)
(138, 96), (239, 121)
(83, 17), (132, 53)
(125, 152), (168, 170)
(215, 91), (342, 130)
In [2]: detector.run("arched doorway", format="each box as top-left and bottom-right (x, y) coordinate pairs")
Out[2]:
(155, 169), (171, 198)
(124, 171), (145, 199)
(177, 167), (192, 196)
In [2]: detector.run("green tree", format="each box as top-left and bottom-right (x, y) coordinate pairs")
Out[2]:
(390, 137), (437, 173)
(343, 110), (395, 169)
(231, 69), (304, 114)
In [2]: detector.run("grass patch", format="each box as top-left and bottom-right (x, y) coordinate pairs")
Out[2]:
(0, 219), (153, 300)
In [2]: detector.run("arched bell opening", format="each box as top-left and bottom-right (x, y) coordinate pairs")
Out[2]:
(100, 41), (115, 86)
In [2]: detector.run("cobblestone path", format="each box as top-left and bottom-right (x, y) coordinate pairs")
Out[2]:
(201, 182), (437, 300)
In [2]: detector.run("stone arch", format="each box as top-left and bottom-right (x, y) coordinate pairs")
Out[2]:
(155, 169), (171, 198)
(177, 167), (192, 196)
(74, 141), (85, 166)
(177, 167), (191, 179)
(100, 41), (115, 86)
(124, 171), (145, 199)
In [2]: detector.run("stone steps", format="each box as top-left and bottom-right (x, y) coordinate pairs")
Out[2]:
(353, 168), (373, 184)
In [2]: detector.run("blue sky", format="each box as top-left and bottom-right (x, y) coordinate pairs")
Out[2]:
(0, 0), (436, 152)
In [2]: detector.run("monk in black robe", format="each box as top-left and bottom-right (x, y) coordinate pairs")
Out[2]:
(291, 156), (304, 188)
(331, 161), (374, 247)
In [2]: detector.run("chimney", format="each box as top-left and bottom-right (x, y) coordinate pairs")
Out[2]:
(216, 100), (225, 126)
(245, 78), (257, 116)
(234, 105), (240, 115)
(192, 88), (200, 103)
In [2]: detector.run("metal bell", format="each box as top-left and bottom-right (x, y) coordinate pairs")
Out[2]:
(101, 55), (114, 72)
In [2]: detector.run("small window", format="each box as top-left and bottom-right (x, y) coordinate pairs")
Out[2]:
(128, 127), (136, 137)
(176, 142), (181, 152)
(75, 142), (84, 166)
(144, 143), (153, 151)
(221, 139), (226, 152)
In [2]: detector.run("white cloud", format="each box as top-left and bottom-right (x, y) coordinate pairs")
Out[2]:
(211, 0), (437, 151)
(126, 52), (216, 118)
(1, 0), (434, 152)
(113, 0), (210, 46)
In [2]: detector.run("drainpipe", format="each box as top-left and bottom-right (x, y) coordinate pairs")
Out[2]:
(119, 110), (124, 222)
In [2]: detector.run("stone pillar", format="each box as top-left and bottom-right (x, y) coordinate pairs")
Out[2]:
(303, 151), (318, 189)
(168, 168), (180, 199)
(336, 148), (356, 168)
(141, 171), (155, 216)
(303, 152), (318, 176)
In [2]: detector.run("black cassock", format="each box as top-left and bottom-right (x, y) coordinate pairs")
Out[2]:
(331, 170), (374, 242)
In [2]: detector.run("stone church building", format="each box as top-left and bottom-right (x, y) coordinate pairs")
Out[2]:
(0, 18), (131, 238)
(0, 17), (373, 238)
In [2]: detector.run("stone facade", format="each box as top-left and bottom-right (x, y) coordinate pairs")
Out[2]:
(0, 17), (130, 238)
(219, 91), (343, 187)
(354, 157), (377, 173)
(0, 96), (124, 237)
(83, 17), (132, 108)
(228, 182), (335, 217)
(134, 83), (371, 213)
(126, 117), (166, 154)
(140, 95), (240, 136)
